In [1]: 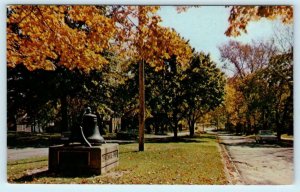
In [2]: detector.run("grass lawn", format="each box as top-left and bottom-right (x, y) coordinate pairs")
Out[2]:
(7, 134), (227, 184)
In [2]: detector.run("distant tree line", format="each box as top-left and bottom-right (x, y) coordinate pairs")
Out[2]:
(213, 25), (293, 140)
(7, 52), (225, 138)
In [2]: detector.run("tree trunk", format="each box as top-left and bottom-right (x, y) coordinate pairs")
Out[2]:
(173, 124), (178, 139)
(246, 114), (251, 135)
(253, 115), (257, 134)
(13, 113), (17, 132)
(161, 123), (165, 134)
(31, 116), (35, 133)
(276, 122), (282, 141)
(138, 60), (145, 151)
(172, 113), (179, 139)
(275, 111), (282, 141)
(60, 95), (69, 133)
(154, 122), (159, 135)
(189, 120), (195, 137)
(282, 95), (293, 135)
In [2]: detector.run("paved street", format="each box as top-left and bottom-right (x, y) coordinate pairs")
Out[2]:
(218, 133), (293, 184)
(7, 147), (49, 161)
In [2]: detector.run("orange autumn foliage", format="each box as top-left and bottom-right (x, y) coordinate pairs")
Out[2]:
(7, 5), (193, 72)
(225, 6), (293, 36)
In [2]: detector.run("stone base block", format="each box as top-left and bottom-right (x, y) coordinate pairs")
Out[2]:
(48, 144), (119, 175)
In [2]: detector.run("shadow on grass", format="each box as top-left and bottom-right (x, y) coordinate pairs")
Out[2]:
(221, 141), (293, 148)
(144, 134), (212, 144)
(12, 169), (101, 183)
(218, 132), (293, 148)
(198, 134), (216, 140)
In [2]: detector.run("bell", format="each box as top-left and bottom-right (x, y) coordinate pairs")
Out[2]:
(81, 107), (105, 145)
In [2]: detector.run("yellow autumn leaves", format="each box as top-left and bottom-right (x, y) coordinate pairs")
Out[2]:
(7, 5), (193, 73)
(225, 6), (293, 37)
(110, 6), (192, 70)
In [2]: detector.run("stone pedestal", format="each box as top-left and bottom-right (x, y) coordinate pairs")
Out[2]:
(48, 144), (119, 175)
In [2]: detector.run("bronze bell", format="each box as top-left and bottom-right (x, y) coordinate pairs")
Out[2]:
(81, 107), (105, 145)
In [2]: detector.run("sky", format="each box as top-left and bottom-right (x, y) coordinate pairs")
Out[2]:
(158, 6), (280, 69)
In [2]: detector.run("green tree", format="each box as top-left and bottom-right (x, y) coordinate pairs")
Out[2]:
(259, 52), (293, 139)
(145, 56), (186, 139)
(182, 53), (225, 136)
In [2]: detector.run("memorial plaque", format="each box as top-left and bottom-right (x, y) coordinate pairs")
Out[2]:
(102, 150), (118, 161)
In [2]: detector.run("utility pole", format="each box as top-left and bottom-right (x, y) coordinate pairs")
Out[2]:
(138, 59), (145, 151)
(138, 6), (145, 151)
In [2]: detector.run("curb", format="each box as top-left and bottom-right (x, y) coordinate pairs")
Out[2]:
(217, 136), (244, 184)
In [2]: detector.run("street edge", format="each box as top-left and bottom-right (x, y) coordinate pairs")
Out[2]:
(217, 135), (244, 185)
